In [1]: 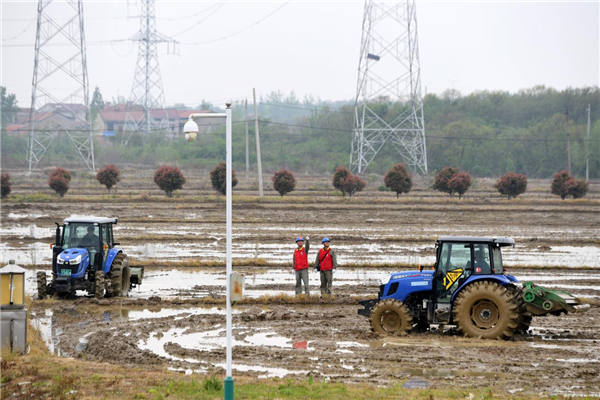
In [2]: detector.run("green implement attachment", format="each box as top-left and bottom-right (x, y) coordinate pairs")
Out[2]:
(521, 281), (588, 316)
(130, 266), (144, 287)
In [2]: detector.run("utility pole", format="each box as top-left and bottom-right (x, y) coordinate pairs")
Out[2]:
(126, 0), (177, 133)
(253, 88), (264, 197)
(28, 0), (95, 173)
(566, 110), (571, 175)
(245, 99), (250, 172)
(350, 0), (427, 174)
(586, 104), (591, 181)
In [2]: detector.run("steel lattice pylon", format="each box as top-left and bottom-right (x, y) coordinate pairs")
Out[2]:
(126, 0), (177, 133)
(28, 0), (94, 172)
(350, 0), (427, 174)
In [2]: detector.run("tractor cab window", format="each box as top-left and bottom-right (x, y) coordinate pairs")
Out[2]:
(62, 223), (100, 251)
(492, 246), (504, 274)
(101, 225), (109, 249)
(436, 242), (472, 303)
(473, 244), (492, 274)
(108, 224), (114, 247)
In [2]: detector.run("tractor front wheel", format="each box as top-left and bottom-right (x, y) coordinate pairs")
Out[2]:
(453, 281), (519, 340)
(107, 253), (130, 297)
(94, 271), (105, 299)
(370, 299), (414, 336)
(37, 271), (47, 300)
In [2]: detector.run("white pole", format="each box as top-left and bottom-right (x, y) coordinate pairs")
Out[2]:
(253, 88), (264, 197)
(245, 99), (250, 173)
(586, 104), (591, 182)
(225, 103), (233, 378)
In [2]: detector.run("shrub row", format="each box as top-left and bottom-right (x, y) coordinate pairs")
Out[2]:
(0, 166), (590, 200)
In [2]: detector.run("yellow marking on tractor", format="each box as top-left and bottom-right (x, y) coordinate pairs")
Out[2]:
(443, 268), (464, 290)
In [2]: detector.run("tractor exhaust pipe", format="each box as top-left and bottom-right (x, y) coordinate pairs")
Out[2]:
(54, 222), (61, 246)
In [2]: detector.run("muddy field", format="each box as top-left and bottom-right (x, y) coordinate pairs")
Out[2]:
(1, 169), (599, 396)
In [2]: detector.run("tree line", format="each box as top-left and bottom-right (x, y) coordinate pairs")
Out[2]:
(2, 85), (599, 178)
(1, 164), (587, 201)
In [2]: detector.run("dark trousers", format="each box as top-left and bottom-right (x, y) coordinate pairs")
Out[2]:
(295, 268), (309, 295)
(320, 270), (333, 295)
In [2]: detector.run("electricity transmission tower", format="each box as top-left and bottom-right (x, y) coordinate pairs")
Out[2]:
(350, 0), (428, 174)
(28, 0), (95, 172)
(126, 0), (178, 133)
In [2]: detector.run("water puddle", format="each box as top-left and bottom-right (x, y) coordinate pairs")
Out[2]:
(128, 307), (240, 321)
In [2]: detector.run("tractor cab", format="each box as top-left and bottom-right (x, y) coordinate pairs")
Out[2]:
(53, 217), (119, 278)
(430, 237), (517, 323)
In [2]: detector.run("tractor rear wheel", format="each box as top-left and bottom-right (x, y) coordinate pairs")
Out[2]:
(107, 253), (130, 297)
(37, 271), (47, 300)
(94, 271), (105, 299)
(453, 281), (519, 340)
(370, 299), (414, 336)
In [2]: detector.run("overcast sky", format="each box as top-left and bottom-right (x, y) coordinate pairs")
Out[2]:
(1, 0), (598, 109)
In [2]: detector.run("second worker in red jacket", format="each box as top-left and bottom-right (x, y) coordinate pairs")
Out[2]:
(315, 237), (337, 296)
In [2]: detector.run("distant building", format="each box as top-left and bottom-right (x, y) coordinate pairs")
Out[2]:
(97, 105), (216, 137)
(2, 103), (218, 139)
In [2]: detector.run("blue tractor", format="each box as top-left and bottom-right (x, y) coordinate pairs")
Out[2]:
(359, 237), (585, 339)
(37, 217), (144, 299)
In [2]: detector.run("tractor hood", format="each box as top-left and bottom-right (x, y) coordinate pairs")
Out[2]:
(58, 248), (88, 265)
(381, 270), (434, 285)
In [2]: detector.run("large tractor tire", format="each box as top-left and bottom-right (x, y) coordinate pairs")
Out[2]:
(37, 271), (47, 300)
(506, 285), (533, 334)
(370, 299), (414, 336)
(453, 281), (519, 340)
(107, 253), (130, 298)
(94, 271), (105, 299)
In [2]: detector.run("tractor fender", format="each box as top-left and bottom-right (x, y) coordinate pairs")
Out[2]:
(103, 248), (123, 274)
(451, 275), (514, 303)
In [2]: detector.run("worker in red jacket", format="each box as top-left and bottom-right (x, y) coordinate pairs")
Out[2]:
(315, 237), (337, 296)
(292, 236), (310, 295)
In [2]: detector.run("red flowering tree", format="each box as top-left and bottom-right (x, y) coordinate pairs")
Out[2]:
(339, 174), (366, 199)
(48, 167), (72, 197)
(96, 164), (121, 193)
(566, 178), (589, 199)
(272, 169), (296, 197)
(447, 172), (472, 199)
(495, 172), (528, 199)
(384, 163), (413, 198)
(210, 162), (238, 196)
(1, 173), (11, 198)
(332, 166), (351, 196)
(551, 170), (572, 200)
(154, 165), (186, 197)
(433, 167), (459, 196)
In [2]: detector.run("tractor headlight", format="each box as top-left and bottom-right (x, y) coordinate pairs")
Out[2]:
(70, 255), (82, 265)
(57, 257), (64, 264)
(379, 275), (391, 286)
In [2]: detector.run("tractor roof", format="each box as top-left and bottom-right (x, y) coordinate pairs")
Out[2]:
(437, 236), (515, 246)
(63, 216), (117, 224)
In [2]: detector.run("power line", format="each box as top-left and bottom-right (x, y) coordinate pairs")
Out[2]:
(156, 3), (224, 21)
(170, 3), (227, 37)
(1, 17), (37, 42)
(180, 2), (289, 45)
(260, 102), (354, 115)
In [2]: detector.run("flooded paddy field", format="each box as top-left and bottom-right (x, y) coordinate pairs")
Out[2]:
(2, 171), (599, 396)
(29, 293), (600, 397)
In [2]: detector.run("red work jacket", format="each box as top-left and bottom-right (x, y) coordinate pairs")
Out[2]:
(294, 246), (309, 271)
(318, 248), (334, 271)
